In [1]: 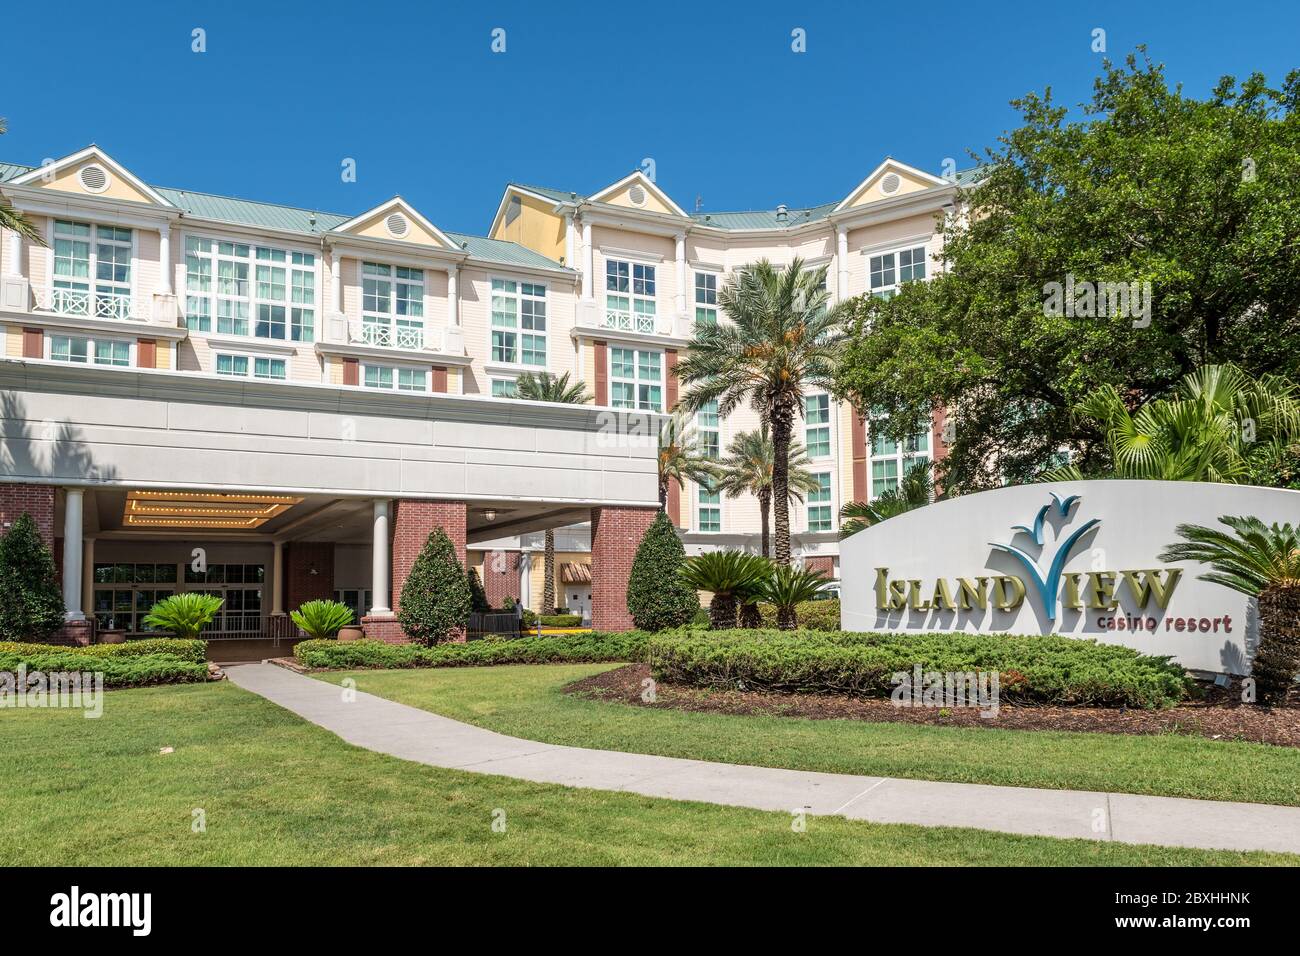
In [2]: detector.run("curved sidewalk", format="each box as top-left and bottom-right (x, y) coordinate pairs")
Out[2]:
(226, 663), (1300, 855)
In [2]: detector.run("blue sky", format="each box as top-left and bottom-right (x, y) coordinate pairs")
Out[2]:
(4, 0), (1297, 235)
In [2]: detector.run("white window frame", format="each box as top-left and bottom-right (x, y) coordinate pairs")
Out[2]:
(361, 361), (428, 393)
(46, 332), (133, 367)
(868, 412), (931, 499)
(697, 479), (722, 533)
(608, 346), (663, 411)
(489, 276), (548, 368)
(693, 270), (719, 325)
(867, 242), (928, 300)
(362, 261), (425, 349)
(806, 471), (834, 533)
(213, 352), (289, 381)
(47, 219), (136, 320)
(183, 233), (317, 343)
(490, 377), (519, 398)
(804, 392), (831, 459)
(605, 258), (657, 333)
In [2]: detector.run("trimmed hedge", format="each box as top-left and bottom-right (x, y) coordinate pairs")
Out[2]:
(757, 599), (839, 632)
(294, 632), (648, 670)
(646, 629), (1194, 709)
(521, 610), (584, 628)
(0, 640), (209, 688)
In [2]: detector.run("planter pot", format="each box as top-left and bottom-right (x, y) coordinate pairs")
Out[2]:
(98, 629), (126, 645)
(337, 626), (364, 642)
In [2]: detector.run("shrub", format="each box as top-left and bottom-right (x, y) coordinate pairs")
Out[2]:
(0, 641), (208, 688)
(759, 565), (828, 629)
(467, 568), (490, 613)
(646, 629), (1194, 709)
(0, 513), (64, 642)
(398, 528), (472, 645)
(626, 511), (698, 631)
(679, 550), (772, 629)
(758, 599), (839, 631)
(522, 612), (584, 628)
(142, 593), (224, 640)
(0, 638), (207, 663)
(290, 599), (354, 640)
(294, 630), (649, 670)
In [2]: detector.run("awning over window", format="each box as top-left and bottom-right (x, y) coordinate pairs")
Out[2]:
(561, 562), (591, 584)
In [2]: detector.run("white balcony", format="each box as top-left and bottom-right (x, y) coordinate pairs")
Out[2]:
(355, 320), (425, 351)
(40, 288), (136, 321)
(604, 309), (656, 334)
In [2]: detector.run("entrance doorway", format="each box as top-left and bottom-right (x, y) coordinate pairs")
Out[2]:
(564, 586), (591, 625)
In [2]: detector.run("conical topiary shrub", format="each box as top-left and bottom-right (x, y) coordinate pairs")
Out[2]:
(626, 510), (699, 632)
(398, 528), (472, 645)
(0, 513), (64, 642)
(467, 566), (490, 612)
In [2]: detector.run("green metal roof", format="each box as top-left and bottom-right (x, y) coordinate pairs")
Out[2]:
(0, 162), (33, 182)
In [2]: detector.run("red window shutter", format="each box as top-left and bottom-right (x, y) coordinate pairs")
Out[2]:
(342, 357), (359, 386)
(136, 338), (156, 368)
(22, 328), (43, 359)
(594, 341), (608, 405)
(430, 365), (448, 393)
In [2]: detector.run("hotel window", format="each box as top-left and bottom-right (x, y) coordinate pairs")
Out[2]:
(49, 334), (130, 367)
(869, 245), (926, 299)
(698, 481), (721, 532)
(609, 347), (662, 411)
(362, 262), (423, 349)
(92, 563), (178, 633)
(606, 259), (656, 332)
(334, 588), (373, 623)
(697, 399), (720, 459)
(694, 271), (718, 324)
(51, 220), (132, 319)
(214, 353), (287, 381)
(184, 237), (314, 342)
(490, 279), (547, 366)
(363, 364), (427, 392)
(805, 393), (831, 458)
(869, 412), (931, 496)
(491, 378), (518, 398)
(807, 473), (833, 532)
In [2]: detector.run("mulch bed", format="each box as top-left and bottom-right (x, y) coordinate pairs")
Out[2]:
(565, 664), (1300, 748)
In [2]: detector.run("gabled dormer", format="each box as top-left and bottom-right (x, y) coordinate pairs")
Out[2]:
(8, 145), (174, 207)
(587, 170), (689, 218)
(833, 158), (949, 212)
(329, 196), (460, 250)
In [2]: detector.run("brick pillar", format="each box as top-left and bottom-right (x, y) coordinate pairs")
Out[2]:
(589, 506), (657, 631)
(0, 483), (55, 547)
(483, 550), (521, 608)
(804, 555), (834, 577)
(285, 542), (334, 610)
(364, 499), (468, 643)
(931, 404), (949, 497)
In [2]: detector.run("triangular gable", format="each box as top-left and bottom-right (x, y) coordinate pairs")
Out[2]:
(9, 146), (173, 206)
(331, 197), (458, 249)
(834, 159), (949, 212)
(588, 171), (689, 218)
(488, 184), (573, 239)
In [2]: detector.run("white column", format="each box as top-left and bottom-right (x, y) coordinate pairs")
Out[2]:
(370, 499), (392, 616)
(5, 229), (21, 277)
(271, 541), (285, 615)
(836, 226), (850, 301)
(674, 232), (687, 317)
(581, 219), (594, 301)
(159, 223), (172, 294)
(564, 213), (576, 269)
(447, 267), (459, 328)
(519, 552), (532, 609)
(62, 489), (85, 621)
(332, 250), (344, 311)
(81, 536), (95, 618)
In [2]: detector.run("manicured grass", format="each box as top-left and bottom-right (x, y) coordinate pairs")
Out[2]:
(317, 664), (1300, 808)
(0, 680), (1292, 865)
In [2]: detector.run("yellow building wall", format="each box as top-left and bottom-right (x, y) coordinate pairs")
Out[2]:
(844, 166), (936, 209)
(350, 208), (449, 248)
(38, 158), (157, 205)
(530, 551), (591, 612)
(599, 180), (679, 216)
(4, 325), (22, 358)
(493, 192), (566, 263)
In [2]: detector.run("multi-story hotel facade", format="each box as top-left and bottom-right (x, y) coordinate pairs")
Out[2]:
(0, 145), (968, 643)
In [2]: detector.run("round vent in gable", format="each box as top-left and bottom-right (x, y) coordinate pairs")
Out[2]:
(628, 184), (646, 206)
(79, 164), (110, 193)
(385, 212), (410, 238)
(880, 172), (901, 195)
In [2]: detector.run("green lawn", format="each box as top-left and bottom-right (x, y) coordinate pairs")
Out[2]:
(317, 663), (1300, 807)
(1, 680), (1293, 865)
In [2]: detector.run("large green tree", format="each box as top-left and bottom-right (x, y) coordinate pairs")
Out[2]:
(835, 52), (1300, 494)
(0, 513), (64, 641)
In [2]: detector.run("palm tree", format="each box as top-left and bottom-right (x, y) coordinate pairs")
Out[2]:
(709, 426), (821, 557)
(513, 371), (591, 611)
(0, 119), (43, 245)
(1160, 516), (1300, 704)
(679, 550), (772, 630)
(142, 593), (224, 640)
(760, 564), (829, 630)
(657, 410), (715, 511)
(840, 458), (935, 538)
(1042, 365), (1300, 483)
(678, 259), (847, 565)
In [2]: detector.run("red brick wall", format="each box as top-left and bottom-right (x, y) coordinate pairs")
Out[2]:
(390, 499), (467, 617)
(0, 483), (55, 548)
(482, 550), (521, 608)
(285, 542), (334, 610)
(804, 555), (835, 577)
(589, 505), (657, 631)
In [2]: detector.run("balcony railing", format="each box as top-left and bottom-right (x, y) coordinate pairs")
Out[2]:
(358, 320), (425, 350)
(605, 309), (656, 334)
(42, 288), (135, 321)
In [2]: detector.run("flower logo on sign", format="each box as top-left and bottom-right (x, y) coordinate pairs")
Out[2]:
(989, 493), (1099, 620)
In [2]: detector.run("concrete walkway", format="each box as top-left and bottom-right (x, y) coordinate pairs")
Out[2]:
(226, 663), (1300, 855)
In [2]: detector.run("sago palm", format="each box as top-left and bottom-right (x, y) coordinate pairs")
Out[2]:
(679, 550), (772, 629)
(0, 119), (43, 245)
(142, 592), (224, 640)
(1159, 516), (1300, 704)
(1043, 365), (1300, 483)
(678, 258), (847, 565)
(657, 410), (715, 512)
(709, 426), (821, 557)
(840, 458), (934, 538)
(290, 599), (355, 640)
(760, 564), (829, 630)
(513, 371), (590, 610)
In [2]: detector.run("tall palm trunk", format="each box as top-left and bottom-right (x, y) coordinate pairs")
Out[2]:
(770, 408), (794, 566)
(757, 489), (771, 558)
(658, 472), (670, 510)
(709, 591), (737, 629)
(542, 529), (556, 613)
(1254, 582), (1300, 704)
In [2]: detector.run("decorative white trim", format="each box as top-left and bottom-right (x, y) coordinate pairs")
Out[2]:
(597, 244), (664, 264)
(10, 146), (175, 207)
(587, 170), (690, 219)
(330, 197), (458, 251)
(833, 158), (949, 213)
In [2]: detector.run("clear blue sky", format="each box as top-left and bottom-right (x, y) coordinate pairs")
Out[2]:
(4, 0), (1297, 235)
